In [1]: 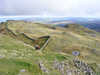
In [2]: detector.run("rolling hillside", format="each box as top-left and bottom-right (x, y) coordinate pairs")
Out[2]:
(0, 21), (100, 75)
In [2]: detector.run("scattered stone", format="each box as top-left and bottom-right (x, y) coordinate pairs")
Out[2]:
(54, 60), (73, 75)
(20, 69), (26, 72)
(73, 69), (81, 75)
(66, 70), (72, 75)
(38, 59), (97, 75)
(73, 59), (96, 75)
(54, 60), (65, 72)
(0, 55), (5, 59)
(39, 61), (49, 73)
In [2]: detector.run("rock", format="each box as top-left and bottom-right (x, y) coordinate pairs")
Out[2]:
(66, 70), (72, 75)
(0, 55), (5, 59)
(20, 69), (26, 72)
(54, 60), (74, 75)
(53, 59), (97, 75)
(74, 69), (81, 75)
(39, 61), (49, 73)
(54, 60), (65, 74)
(73, 59), (96, 75)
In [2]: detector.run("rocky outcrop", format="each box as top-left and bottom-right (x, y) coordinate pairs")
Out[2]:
(54, 60), (65, 75)
(38, 59), (96, 75)
(53, 60), (82, 75)
(39, 61), (49, 73)
(73, 59), (96, 75)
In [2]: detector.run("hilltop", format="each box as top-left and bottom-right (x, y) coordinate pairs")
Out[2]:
(0, 20), (100, 75)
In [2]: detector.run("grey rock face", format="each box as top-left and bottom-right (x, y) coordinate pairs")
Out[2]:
(73, 59), (96, 75)
(53, 60), (82, 75)
(54, 60), (65, 75)
(38, 59), (96, 75)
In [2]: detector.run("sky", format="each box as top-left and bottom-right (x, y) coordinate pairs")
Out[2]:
(0, 0), (100, 18)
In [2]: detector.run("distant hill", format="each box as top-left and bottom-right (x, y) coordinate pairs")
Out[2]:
(48, 17), (100, 32)
(1, 17), (100, 32)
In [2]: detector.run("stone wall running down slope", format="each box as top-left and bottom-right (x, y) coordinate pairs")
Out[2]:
(0, 22), (50, 50)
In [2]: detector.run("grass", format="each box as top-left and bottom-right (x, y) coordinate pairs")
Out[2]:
(0, 21), (100, 75)
(0, 58), (42, 75)
(0, 34), (73, 75)
(0, 22), (50, 50)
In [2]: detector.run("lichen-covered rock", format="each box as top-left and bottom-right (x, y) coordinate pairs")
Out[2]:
(53, 60), (81, 75)
(73, 59), (96, 75)
(39, 61), (49, 73)
(53, 60), (65, 75)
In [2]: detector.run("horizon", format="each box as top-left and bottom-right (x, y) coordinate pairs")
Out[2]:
(0, 16), (100, 19)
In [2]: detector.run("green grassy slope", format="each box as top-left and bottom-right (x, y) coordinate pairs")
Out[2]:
(0, 21), (100, 75)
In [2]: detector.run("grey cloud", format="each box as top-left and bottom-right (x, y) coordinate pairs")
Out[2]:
(0, 0), (100, 17)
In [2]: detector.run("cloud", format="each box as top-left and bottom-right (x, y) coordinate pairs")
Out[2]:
(0, 0), (100, 17)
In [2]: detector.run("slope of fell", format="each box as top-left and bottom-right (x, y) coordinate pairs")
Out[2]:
(0, 21), (100, 75)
